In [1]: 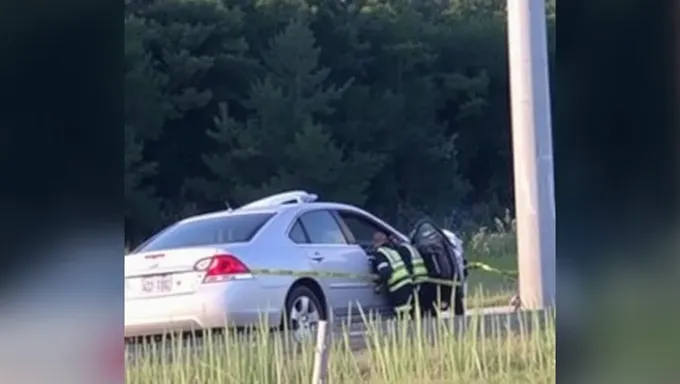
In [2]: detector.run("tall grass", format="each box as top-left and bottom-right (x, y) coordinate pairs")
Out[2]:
(465, 211), (517, 261)
(463, 212), (518, 308)
(126, 303), (555, 384)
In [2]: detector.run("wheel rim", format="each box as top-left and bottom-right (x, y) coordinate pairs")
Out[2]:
(288, 295), (321, 342)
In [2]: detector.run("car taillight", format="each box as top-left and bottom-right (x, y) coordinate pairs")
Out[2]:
(194, 254), (250, 283)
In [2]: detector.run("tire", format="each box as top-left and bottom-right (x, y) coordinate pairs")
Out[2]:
(283, 285), (326, 342)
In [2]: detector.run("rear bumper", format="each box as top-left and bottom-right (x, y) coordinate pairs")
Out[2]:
(124, 278), (285, 338)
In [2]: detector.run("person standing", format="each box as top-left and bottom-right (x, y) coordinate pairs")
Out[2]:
(368, 232), (414, 319)
(389, 235), (434, 316)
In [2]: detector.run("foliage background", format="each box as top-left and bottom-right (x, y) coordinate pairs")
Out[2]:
(124, 0), (556, 246)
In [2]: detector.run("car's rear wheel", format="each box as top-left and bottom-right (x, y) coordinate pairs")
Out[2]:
(283, 285), (326, 342)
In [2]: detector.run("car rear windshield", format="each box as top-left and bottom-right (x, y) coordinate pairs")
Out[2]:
(133, 213), (275, 253)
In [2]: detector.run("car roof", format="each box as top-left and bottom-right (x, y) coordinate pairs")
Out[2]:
(179, 207), (279, 224)
(160, 191), (411, 244)
(179, 201), (363, 225)
(177, 190), (392, 228)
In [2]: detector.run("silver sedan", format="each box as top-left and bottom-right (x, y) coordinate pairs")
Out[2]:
(125, 191), (466, 341)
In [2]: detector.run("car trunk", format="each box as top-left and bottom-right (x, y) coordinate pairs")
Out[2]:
(124, 247), (223, 299)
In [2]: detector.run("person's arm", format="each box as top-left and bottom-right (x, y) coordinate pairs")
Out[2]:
(371, 250), (392, 283)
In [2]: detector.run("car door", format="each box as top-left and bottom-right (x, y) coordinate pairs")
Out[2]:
(291, 209), (376, 321)
(409, 219), (466, 303)
(332, 209), (396, 313)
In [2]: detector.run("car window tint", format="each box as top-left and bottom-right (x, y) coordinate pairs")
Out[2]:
(338, 211), (387, 246)
(299, 211), (347, 244)
(133, 213), (275, 253)
(289, 220), (309, 244)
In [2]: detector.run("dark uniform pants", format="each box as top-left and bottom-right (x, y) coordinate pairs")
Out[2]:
(388, 284), (414, 319)
(415, 282), (437, 316)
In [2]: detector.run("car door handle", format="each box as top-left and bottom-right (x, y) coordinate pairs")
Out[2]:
(309, 252), (324, 262)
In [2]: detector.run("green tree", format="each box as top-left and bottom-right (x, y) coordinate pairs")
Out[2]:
(124, 15), (171, 141)
(327, 4), (471, 225)
(431, 9), (511, 220)
(204, 20), (382, 207)
(125, 125), (161, 244)
(124, 15), (168, 242)
(122, 0), (558, 241)
(129, 0), (255, 220)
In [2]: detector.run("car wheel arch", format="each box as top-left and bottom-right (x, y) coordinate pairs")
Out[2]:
(280, 277), (328, 327)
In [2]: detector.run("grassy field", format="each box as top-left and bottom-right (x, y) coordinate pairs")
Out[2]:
(127, 307), (555, 384)
(464, 214), (518, 308)
(125, 220), (551, 384)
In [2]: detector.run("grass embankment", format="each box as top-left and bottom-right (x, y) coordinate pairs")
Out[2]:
(127, 305), (555, 384)
(464, 215), (518, 308)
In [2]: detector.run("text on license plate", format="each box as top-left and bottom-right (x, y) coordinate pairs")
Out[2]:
(140, 274), (174, 295)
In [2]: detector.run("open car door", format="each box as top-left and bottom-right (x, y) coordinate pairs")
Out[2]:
(409, 219), (466, 310)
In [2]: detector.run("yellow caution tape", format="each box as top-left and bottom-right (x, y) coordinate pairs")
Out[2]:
(249, 268), (372, 280)
(467, 261), (518, 278)
(247, 261), (518, 287)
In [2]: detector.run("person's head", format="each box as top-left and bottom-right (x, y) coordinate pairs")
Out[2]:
(372, 231), (388, 247)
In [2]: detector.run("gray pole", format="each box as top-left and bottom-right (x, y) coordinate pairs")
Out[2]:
(506, 0), (556, 309)
(310, 320), (330, 384)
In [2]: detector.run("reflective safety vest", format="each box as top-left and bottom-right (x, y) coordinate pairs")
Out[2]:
(401, 243), (429, 284)
(376, 246), (413, 293)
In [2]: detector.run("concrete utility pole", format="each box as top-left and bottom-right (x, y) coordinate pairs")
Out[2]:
(310, 321), (330, 384)
(506, 0), (556, 309)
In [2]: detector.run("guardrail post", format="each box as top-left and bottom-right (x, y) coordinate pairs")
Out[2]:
(310, 320), (329, 384)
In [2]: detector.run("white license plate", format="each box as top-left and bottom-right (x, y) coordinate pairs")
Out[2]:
(142, 274), (173, 294)
(126, 274), (174, 297)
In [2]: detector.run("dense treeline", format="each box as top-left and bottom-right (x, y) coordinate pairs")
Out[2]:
(124, 0), (556, 246)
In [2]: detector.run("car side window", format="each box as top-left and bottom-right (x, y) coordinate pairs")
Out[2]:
(289, 220), (310, 244)
(298, 210), (347, 244)
(337, 211), (390, 246)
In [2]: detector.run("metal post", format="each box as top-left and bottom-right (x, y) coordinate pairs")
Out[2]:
(310, 320), (329, 384)
(507, 0), (556, 309)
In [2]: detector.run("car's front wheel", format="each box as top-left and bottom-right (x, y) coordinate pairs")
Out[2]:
(283, 285), (326, 342)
